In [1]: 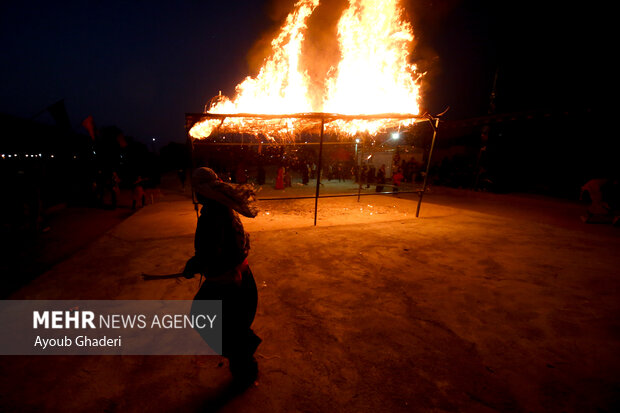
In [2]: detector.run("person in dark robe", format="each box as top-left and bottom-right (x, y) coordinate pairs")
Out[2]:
(257, 164), (266, 185)
(368, 165), (376, 185)
(235, 164), (247, 184)
(376, 164), (386, 192)
(183, 167), (261, 388)
(361, 165), (369, 188)
(284, 167), (292, 187)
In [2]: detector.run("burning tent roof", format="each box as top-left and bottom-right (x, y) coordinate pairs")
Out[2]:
(186, 111), (431, 142)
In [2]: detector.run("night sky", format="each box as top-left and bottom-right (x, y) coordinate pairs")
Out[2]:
(0, 0), (601, 147)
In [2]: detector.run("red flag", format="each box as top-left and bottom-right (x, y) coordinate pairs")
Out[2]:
(82, 115), (95, 140)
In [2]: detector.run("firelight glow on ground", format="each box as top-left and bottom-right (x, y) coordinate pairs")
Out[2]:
(1, 183), (618, 412)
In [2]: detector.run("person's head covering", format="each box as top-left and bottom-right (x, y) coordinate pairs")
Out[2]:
(192, 167), (258, 218)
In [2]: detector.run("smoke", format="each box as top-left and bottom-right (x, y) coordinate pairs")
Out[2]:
(246, 31), (278, 76)
(401, 0), (463, 113)
(265, 0), (299, 20)
(245, 0), (297, 75)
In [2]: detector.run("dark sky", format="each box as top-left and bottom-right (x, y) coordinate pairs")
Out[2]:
(0, 0), (601, 146)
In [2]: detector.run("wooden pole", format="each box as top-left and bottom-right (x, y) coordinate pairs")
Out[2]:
(474, 68), (499, 190)
(314, 118), (325, 226)
(185, 123), (200, 221)
(416, 117), (440, 218)
(357, 143), (363, 202)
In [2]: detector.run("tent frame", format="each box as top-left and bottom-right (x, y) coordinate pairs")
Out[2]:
(185, 112), (442, 225)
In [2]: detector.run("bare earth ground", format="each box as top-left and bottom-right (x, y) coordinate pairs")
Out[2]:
(1, 179), (619, 412)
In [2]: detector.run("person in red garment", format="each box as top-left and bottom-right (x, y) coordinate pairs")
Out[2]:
(392, 168), (404, 193)
(183, 167), (262, 389)
(275, 165), (285, 189)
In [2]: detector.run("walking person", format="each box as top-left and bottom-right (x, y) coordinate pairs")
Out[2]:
(183, 167), (261, 389)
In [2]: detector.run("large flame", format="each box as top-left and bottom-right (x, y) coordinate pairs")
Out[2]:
(190, 0), (422, 139)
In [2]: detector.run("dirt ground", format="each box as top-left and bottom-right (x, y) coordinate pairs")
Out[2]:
(1, 183), (619, 412)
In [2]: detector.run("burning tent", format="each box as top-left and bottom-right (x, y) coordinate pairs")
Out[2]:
(185, 0), (443, 223)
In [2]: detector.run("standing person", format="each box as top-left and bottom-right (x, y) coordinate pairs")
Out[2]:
(302, 164), (309, 185)
(275, 166), (284, 189)
(110, 171), (121, 209)
(183, 167), (261, 388)
(257, 164), (266, 186)
(376, 164), (386, 192)
(236, 164), (248, 184)
(392, 168), (404, 194)
(284, 167), (292, 187)
(178, 169), (187, 191)
(132, 175), (146, 209)
(361, 165), (369, 188)
(368, 165), (376, 186)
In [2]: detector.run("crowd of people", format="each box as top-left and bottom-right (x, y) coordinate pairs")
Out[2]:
(208, 155), (425, 193)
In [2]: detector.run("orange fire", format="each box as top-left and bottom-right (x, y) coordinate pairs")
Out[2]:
(190, 0), (422, 140)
